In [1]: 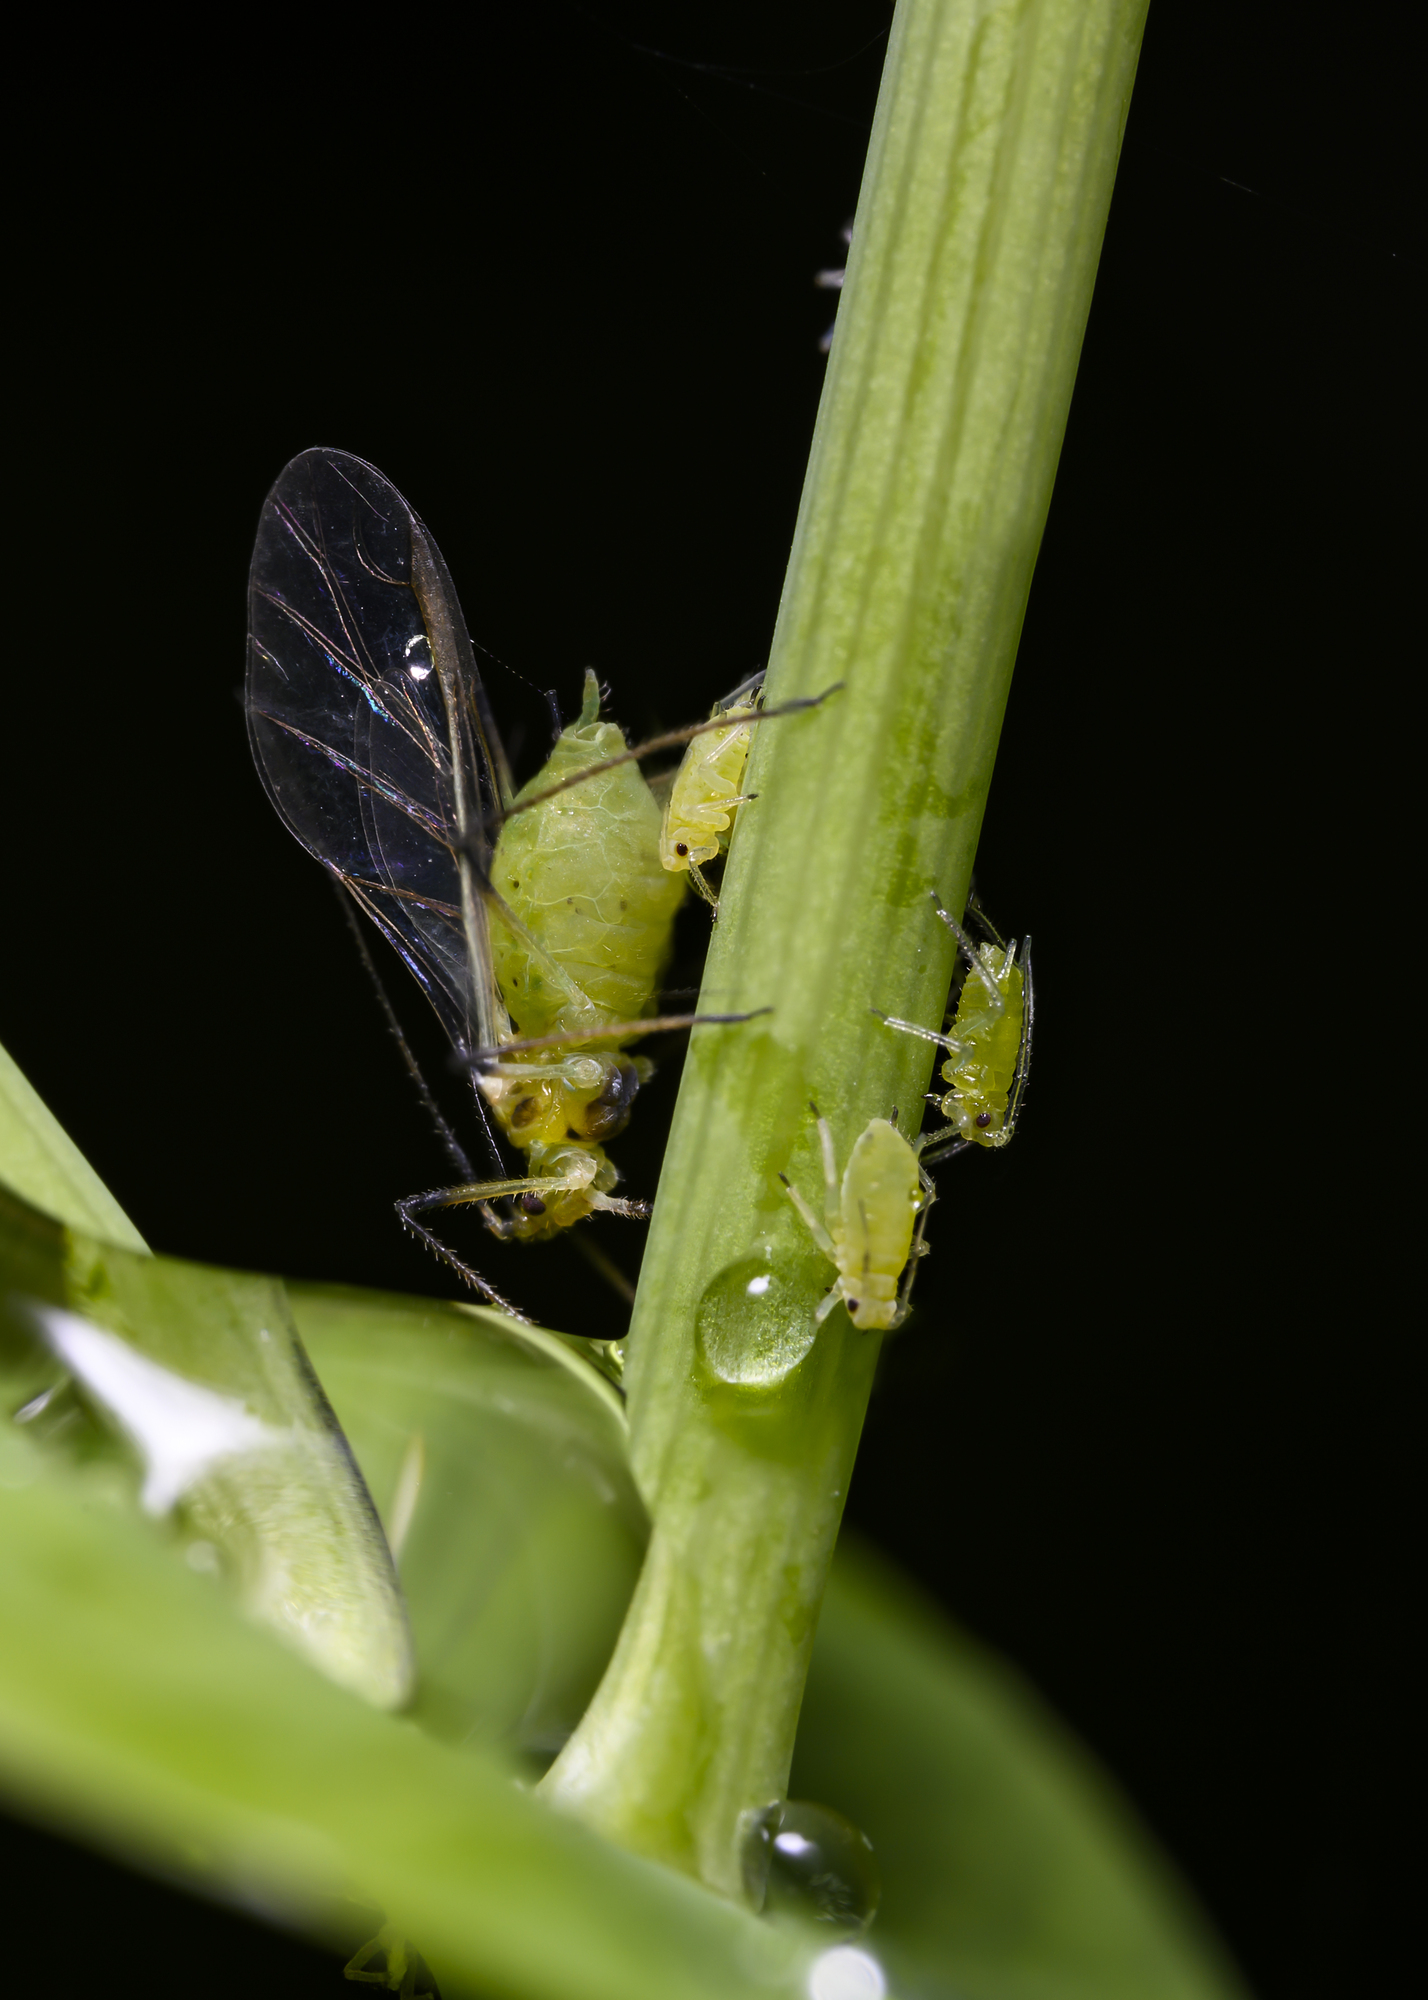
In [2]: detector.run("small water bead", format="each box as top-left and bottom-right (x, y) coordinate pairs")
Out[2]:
(695, 1255), (820, 1389)
(765, 1799), (880, 1933)
(807, 1947), (885, 2000)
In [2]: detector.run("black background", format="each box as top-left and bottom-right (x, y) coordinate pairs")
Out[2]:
(3, 5), (1412, 1997)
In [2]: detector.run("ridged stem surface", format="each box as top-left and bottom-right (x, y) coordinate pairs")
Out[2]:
(543, 0), (1149, 1898)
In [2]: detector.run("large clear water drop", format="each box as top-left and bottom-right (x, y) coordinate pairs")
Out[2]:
(695, 1255), (818, 1389)
(765, 1799), (881, 1932)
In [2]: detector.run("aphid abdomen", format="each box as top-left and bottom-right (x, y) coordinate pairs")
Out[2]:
(490, 682), (685, 1040)
(837, 1120), (921, 1330)
(661, 710), (755, 870)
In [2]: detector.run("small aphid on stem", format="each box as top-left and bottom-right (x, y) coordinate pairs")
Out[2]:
(659, 672), (763, 908)
(780, 1105), (932, 1332)
(659, 672), (839, 910)
(876, 891), (1034, 1164)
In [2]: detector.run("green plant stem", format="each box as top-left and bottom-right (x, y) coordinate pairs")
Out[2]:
(543, 0), (1148, 1899)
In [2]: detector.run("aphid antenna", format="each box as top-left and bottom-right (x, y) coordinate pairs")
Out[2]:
(928, 889), (1005, 1004)
(330, 877), (486, 1182)
(474, 684), (844, 837)
(544, 687), (563, 742)
(460, 1006), (773, 1069)
(715, 666), (767, 711)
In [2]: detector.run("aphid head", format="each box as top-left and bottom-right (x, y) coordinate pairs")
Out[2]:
(846, 1291), (900, 1333)
(950, 1088), (1003, 1145)
(504, 1143), (606, 1241)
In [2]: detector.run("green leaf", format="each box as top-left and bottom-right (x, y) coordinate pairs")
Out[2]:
(0, 1186), (413, 1709)
(0, 1043), (146, 1250)
(795, 1546), (1248, 2000)
(1, 1064), (1242, 1999)
(0, 1185), (812, 1999)
(0, 1442), (814, 2000)
(288, 1282), (645, 1762)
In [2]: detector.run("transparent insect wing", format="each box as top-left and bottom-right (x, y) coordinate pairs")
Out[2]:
(246, 449), (508, 1055)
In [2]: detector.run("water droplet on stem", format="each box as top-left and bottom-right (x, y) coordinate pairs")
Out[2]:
(695, 1255), (818, 1389)
(766, 1799), (880, 1932)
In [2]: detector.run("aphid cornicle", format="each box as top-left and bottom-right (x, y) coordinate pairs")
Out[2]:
(245, 447), (739, 1311)
(780, 1109), (932, 1332)
(878, 891), (1034, 1162)
(659, 674), (763, 907)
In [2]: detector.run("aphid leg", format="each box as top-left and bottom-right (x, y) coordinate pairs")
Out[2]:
(915, 1130), (972, 1168)
(393, 1195), (531, 1321)
(396, 1152), (628, 1317)
(871, 1007), (970, 1059)
(686, 858), (720, 909)
(779, 1171), (837, 1262)
(813, 1105), (842, 1236)
(990, 938), (1035, 1148)
(963, 887), (1009, 950)
(929, 890), (1005, 1008)
(889, 1171), (938, 1329)
(588, 1194), (651, 1220)
(813, 1287), (843, 1326)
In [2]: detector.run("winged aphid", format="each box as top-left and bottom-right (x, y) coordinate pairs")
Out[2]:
(247, 448), (775, 1314)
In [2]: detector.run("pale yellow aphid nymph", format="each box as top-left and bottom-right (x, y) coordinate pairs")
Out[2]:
(878, 891), (1034, 1164)
(658, 679), (762, 907)
(780, 1109), (931, 1332)
(928, 939), (1027, 1146)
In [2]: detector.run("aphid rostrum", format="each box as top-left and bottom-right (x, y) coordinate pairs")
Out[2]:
(780, 1107), (932, 1332)
(878, 891), (1034, 1162)
(246, 448), (755, 1311)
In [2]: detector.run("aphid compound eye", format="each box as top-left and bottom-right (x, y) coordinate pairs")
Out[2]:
(675, 842), (690, 857)
(975, 1111), (993, 1128)
(517, 1192), (547, 1217)
(579, 1059), (642, 1141)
